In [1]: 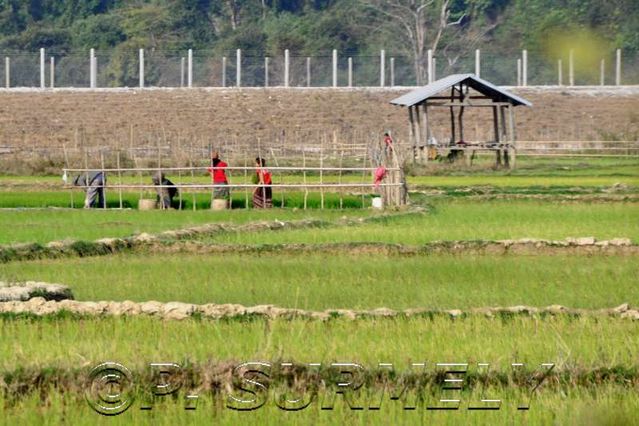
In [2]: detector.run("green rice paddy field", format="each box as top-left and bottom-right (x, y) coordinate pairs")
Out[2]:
(1, 157), (638, 424)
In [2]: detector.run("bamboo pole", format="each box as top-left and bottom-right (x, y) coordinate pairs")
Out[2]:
(360, 145), (367, 209)
(116, 149), (123, 209)
(82, 136), (89, 209)
(62, 143), (74, 208)
(319, 137), (324, 209)
(244, 151), (249, 209)
(270, 147), (284, 208)
(100, 150), (106, 209)
(302, 150), (308, 210)
(338, 149), (344, 209)
(188, 149), (196, 211)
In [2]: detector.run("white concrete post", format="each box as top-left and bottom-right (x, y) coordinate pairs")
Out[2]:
(92, 56), (98, 88)
(522, 50), (528, 87)
(380, 49), (385, 87)
(187, 49), (193, 88)
(516, 58), (521, 86)
(558, 59), (562, 86)
(50, 57), (54, 89)
(332, 49), (338, 87)
(390, 57), (395, 86)
(40, 48), (45, 88)
(569, 49), (574, 86)
(475, 49), (481, 77)
(284, 49), (289, 87)
(4, 57), (9, 88)
(90, 48), (96, 88)
(600, 59), (605, 86)
(180, 57), (185, 87)
(236, 49), (242, 87)
(139, 48), (144, 88)
(432, 58), (436, 81)
(427, 49), (433, 84)
(615, 49), (621, 86)
(222, 56), (227, 87)
(306, 57), (311, 87)
(265, 57), (269, 87)
(348, 57), (353, 87)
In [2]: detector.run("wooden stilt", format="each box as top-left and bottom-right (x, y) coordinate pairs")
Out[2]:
(423, 103), (430, 162)
(493, 106), (502, 167)
(414, 105), (422, 163)
(408, 106), (416, 165)
(508, 105), (517, 168)
(500, 106), (509, 168)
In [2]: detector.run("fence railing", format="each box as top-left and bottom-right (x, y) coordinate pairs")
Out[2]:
(1, 48), (637, 89)
(61, 164), (406, 210)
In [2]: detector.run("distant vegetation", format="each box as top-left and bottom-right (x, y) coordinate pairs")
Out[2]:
(0, 1), (636, 57)
(0, 1), (636, 85)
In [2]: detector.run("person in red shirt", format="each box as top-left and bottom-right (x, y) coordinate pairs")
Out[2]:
(207, 151), (229, 201)
(383, 132), (394, 157)
(252, 157), (272, 208)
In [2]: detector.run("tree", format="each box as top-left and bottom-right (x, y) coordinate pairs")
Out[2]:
(362, 0), (497, 84)
(361, 0), (465, 84)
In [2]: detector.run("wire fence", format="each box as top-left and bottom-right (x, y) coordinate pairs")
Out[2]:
(1, 48), (637, 89)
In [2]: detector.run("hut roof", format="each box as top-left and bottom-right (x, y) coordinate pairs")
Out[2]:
(390, 74), (532, 107)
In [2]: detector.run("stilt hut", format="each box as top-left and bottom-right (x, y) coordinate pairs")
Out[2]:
(390, 74), (532, 168)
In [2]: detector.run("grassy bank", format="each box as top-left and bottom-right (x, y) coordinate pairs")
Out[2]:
(0, 200), (637, 245)
(2, 385), (638, 425)
(0, 253), (636, 309)
(2, 315), (638, 369)
(198, 200), (639, 245)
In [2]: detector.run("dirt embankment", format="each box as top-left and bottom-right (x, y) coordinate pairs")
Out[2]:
(0, 213), (635, 263)
(0, 88), (637, 152)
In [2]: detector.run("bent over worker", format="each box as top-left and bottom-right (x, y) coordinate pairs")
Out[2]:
(152, 171), (178, 209)
(73, 171), (106, 208)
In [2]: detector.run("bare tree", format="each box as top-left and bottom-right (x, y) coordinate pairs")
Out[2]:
(226, 0), (241, 30)
(362, 0), (464, 84)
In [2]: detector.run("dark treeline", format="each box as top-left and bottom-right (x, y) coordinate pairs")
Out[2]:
(0, 0), (636, 85)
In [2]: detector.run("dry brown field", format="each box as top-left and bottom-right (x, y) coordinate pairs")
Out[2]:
(0, 88), (637, 152)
